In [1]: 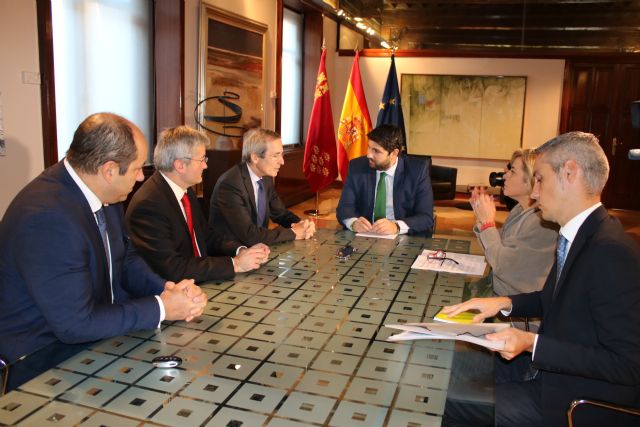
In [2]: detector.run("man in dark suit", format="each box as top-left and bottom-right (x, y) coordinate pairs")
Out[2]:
(443, 132), (640, 427)
(208, 128), (315, 246)
(336, 124), (434, 236)
(126, 126), (269, 283)
(0, 113), (207, 391)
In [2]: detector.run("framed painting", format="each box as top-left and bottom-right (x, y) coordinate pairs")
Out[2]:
(401, 74), (527, 160)
(197, 5), (267, 149)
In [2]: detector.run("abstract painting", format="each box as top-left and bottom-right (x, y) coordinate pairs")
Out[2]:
(401, 74), (526, 160)
(198, 6), (267, 149)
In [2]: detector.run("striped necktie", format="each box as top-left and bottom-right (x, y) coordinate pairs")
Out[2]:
(556, 234), (569, 284)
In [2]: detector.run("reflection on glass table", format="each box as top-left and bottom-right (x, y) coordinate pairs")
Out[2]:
(0, 229), (495, 427)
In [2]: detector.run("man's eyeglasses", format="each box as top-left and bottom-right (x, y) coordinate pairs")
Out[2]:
(182, 156), (208, 164)
(427, 250), (460, 266)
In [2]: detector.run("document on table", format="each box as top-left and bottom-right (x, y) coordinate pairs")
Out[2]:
(411, 250), (487, 276)
(355, 232), (398, 239)
(385, 322), (509, 351)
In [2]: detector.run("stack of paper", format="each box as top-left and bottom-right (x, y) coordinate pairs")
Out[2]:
(385, 322), (509, 351)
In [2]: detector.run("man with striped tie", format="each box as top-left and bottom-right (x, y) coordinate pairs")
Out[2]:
(443, 132), (640, 427)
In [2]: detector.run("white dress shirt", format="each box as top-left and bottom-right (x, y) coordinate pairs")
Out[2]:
(530, 202), (603, 359)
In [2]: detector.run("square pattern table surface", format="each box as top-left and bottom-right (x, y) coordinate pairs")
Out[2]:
(0, 229), (483, 427)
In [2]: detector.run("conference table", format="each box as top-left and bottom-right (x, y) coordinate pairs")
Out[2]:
(0, 228), (494, 427)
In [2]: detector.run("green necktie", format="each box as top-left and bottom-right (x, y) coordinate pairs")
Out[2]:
(373, 172), (387, 222)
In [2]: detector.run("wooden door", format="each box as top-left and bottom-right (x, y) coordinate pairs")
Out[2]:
(606, 64), (640, 210)
(561, 60), (640, 210)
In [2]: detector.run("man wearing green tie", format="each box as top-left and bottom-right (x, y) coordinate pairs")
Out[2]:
(336, 124), (434, 236)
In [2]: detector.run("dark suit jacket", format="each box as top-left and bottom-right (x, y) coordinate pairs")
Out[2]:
(336, 155), (434, 235)
(125, 172), (237, 283)
(0, 162), (164, 364)
(510, 206), (640, 426)
(208, 162), (300, 246)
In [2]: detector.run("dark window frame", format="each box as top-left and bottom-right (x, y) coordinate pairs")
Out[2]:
(36, 0), (185, 167)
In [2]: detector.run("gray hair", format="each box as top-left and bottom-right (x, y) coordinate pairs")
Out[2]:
(241, 128), (281, 163)
(66, 112), (137, 175)
(154, 126), (209, 172)
(534, 131), (609, 195)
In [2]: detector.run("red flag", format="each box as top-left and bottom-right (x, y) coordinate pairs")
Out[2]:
(303, 47), (338, 192)
(337, 50), (372, 180)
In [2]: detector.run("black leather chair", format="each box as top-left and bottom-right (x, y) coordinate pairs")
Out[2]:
(431, 163), (458, 200)
(0, 357), (8, 396)
(407, 154), (458, 200)
(201, 149), (243, 218)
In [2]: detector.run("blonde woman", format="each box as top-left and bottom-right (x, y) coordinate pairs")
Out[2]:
(471, 148), (558, 309)
(470, 148), (559, 386)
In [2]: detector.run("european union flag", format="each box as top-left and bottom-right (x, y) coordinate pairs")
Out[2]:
(376, 54), (406, 150)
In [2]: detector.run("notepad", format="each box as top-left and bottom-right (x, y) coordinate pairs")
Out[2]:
(434, 308), (480, 324)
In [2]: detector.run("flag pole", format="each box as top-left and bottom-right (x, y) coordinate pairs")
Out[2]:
(303, 44), (338, 215)
(304, 191), (322, 217)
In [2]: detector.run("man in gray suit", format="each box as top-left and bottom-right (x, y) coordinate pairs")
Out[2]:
(208, 128), (315, 246)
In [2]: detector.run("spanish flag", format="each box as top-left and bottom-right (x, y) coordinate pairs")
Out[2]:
(337, 50), (372, 180)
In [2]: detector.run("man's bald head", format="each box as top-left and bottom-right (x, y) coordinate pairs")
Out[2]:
(66, 112), (140, 175)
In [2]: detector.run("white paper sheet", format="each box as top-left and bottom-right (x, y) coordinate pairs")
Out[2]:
(410, 250), (487, 276)
(355, 232), (398, 239)
(385, 322), (509, 351)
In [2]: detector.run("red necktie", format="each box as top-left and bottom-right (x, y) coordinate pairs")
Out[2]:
(180, 193), (199, 257)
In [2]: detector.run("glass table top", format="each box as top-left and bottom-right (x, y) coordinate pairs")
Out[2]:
(0, 229), (494, 427)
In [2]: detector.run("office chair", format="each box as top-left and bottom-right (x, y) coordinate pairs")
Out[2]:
(0, 357), (8, 396)
(406, 154), (458, 201)
(567, 398), (640, 426)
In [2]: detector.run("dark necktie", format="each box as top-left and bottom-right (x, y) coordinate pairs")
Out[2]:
(95, 208), (110, 269)
(373, 171), (387, 222)
(552, 233), (570, 300)
(181, 193), (199, 257)
(556, 234), (569, 284)
(256, 179), (266, 226)
(95, 208), (113, 301)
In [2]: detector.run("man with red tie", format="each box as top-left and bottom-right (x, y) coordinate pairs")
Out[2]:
(126, 126), (269, 283)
